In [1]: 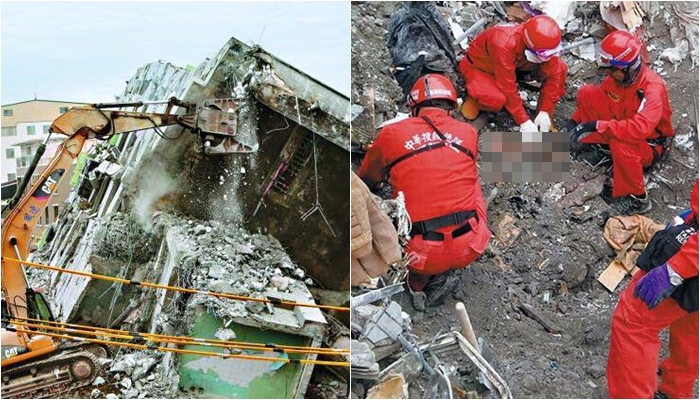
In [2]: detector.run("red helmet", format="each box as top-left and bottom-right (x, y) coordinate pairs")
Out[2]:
(598, 30), (642, 68)
(523, 15), (561, 51)
(407, 74), (457, 108)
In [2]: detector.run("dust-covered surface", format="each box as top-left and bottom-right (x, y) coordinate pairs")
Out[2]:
(351, 2), (698, 398)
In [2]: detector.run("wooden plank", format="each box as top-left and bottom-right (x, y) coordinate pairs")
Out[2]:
(516, 302), (562, 334)
(598, 260), (629, 292)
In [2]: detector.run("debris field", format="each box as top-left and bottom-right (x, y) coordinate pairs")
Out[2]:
(350, 1), (698, 398)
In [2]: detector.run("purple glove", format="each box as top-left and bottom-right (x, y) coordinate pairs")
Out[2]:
(633, 263), (675, 309)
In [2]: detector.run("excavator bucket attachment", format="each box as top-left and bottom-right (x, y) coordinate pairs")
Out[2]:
(182, 99), (259, 155)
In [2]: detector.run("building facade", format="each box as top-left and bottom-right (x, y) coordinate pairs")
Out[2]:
(2, 99), (87, 184)
(1, 99), (88, 241)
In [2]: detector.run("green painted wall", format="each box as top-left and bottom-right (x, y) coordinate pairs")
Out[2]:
(178, 312), (311, 398)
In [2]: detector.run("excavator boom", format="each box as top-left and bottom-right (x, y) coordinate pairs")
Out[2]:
(49, 108), (182, 139)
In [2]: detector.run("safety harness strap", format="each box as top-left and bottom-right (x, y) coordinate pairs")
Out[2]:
(410, 210), (479, 242)
(386, 116), (474, 172)
(411, 210), (477, 235)
(420, 116), (474, 160)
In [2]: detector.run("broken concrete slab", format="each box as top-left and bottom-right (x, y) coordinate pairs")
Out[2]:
(351, 340), (377, 370)
(360, 301), (404, 346)
(178, 310), (316, 398)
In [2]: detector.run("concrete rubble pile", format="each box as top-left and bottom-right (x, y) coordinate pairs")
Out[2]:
(350, 298), (423, 399)
(350, 293), (512, 400)
(28, 36), (350, 398)
(352, 1), (699, 139)
(149, 212), (317, 327)
(69, 210), (316, 399)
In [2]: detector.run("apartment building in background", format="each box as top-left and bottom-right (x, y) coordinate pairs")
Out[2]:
(1, 99), (88, 241)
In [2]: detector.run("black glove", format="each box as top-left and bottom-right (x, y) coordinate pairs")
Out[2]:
(637, 223), (697, 272)
(570, 121), (598, 143)
(561, 119), (578, 132)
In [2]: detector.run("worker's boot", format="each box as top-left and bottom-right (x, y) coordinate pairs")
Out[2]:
(626, 191), (652, 215)
(407, 272), (429, 311)
(461, 96), (480, 121)
(424, 270), (460, 307)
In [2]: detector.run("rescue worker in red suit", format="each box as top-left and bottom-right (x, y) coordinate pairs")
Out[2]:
(566, 30), (673, 214)
(358, 74), (489, 297)
(607, 179), (699, 399)
(458, 15), (567, 132)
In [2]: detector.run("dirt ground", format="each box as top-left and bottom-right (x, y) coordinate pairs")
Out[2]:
(350, 2), (699, 398)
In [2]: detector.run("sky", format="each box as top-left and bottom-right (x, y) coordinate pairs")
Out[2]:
(1, 1), (350, 105)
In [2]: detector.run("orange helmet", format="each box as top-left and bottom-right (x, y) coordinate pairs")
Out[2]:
(407, 74), (457, 108)
(523, 15), (561, 52)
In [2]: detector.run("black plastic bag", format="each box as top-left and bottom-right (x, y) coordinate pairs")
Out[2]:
(386, 2), (459, 96)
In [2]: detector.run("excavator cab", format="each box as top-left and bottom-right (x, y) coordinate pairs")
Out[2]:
(26, 290), (54, 323)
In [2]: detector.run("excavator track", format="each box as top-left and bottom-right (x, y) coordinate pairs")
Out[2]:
(1, 346), (103, 399)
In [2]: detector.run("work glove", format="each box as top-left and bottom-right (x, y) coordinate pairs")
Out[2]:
(519, 120), (538, 133)
(534, 111), (552, 132)
(560, 119), (578, 133)
(637, 216), (697, 271)
(633, 263), (678, 309)
(570, 121), (598, 144)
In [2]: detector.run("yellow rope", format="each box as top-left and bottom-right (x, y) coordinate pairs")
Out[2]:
(13, 328), (350, 367)
(2, 256), (349, 312)
(10, 316), (348, 355)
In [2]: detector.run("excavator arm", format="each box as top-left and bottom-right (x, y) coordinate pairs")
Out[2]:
(2, 134), (86, 333)
(1, 97), (246, 351)
(2, 100), (188, 338)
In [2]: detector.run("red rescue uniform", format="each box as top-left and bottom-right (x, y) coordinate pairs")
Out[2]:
(572, 66), (673, 197)
(359, 108), (489, 279)
(607, 180), (698, 399)
(458, 23), (567, 125)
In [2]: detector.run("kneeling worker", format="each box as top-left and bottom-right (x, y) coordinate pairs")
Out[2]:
(458, 15), (567, 132)
(359, 74), (489, 302)
(566, 30), (674, 214)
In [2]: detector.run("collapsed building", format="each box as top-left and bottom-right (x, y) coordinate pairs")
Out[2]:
(31, 37), (350, 398)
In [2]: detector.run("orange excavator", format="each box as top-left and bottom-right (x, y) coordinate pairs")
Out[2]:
(1, 97), (251, 398)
